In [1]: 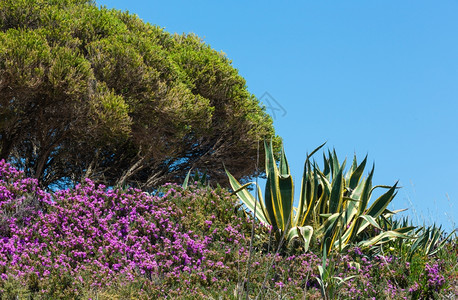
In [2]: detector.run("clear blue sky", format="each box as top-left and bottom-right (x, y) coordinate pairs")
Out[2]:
(98, 0), (457, 232)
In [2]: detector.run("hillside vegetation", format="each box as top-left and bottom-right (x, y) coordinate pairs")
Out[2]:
(0, 1), (456, 299)
(0, 160), (456, 299)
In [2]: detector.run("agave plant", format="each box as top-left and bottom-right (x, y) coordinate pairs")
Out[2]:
(312, 151), (415, 254)
(384, 217), (456, 261)
(225, 140), (324, 252)
(226, 140), (413, 254)
(408, 224), (455, 260)
(182, 169), (208, 189)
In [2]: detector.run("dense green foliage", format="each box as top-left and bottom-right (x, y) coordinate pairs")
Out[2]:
(0, 0), (279, 189)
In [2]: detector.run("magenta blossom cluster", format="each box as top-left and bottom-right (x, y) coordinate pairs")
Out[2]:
(424, 262), (446, 292)
(0, 160), (217, 287)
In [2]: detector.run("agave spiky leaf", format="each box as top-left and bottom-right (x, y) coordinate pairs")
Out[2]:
(355, 183), (399, 236)
(357, 228), (414, 248)
(295, 142), (326, 227)
(182, 169), (208, 189)
(225, 169), (270, 225)
(320, 212), (343, 255)
(407, 224), (456, 260)
(348, 155), (368, 190)
(366, 183), (399, 218)
(182, 169), (192, 189)
(264, 140), (294, 231)
(329, 161), (345, 214)
(226, 140), (325, 251)
(287, 225), (314, 252)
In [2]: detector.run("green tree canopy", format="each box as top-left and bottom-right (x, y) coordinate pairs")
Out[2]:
(0, 0), (279, 189)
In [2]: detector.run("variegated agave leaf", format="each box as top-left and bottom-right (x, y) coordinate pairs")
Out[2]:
(225, 168), (270, 225)
(226, 139), (325, 252)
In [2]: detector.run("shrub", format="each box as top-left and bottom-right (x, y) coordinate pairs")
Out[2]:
(0, 160), (254, 297)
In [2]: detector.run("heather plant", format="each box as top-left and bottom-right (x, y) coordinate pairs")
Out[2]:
(439, 240), (458, 298)
(0, 161), (49, 238)
(0, 160), (256, 298)
(0, 160), (456, 299)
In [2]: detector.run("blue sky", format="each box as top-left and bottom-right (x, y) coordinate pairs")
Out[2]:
(98, 0), (457, 232)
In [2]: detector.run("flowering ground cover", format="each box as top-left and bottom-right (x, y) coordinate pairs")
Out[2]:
(0, 160), (456, 299)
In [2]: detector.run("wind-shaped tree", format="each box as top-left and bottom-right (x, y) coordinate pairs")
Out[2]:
(0, 0), (280, 189)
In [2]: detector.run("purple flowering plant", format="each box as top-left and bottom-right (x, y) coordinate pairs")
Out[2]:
(0, 160), (456, 299)
(0, 160), (251, 297)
